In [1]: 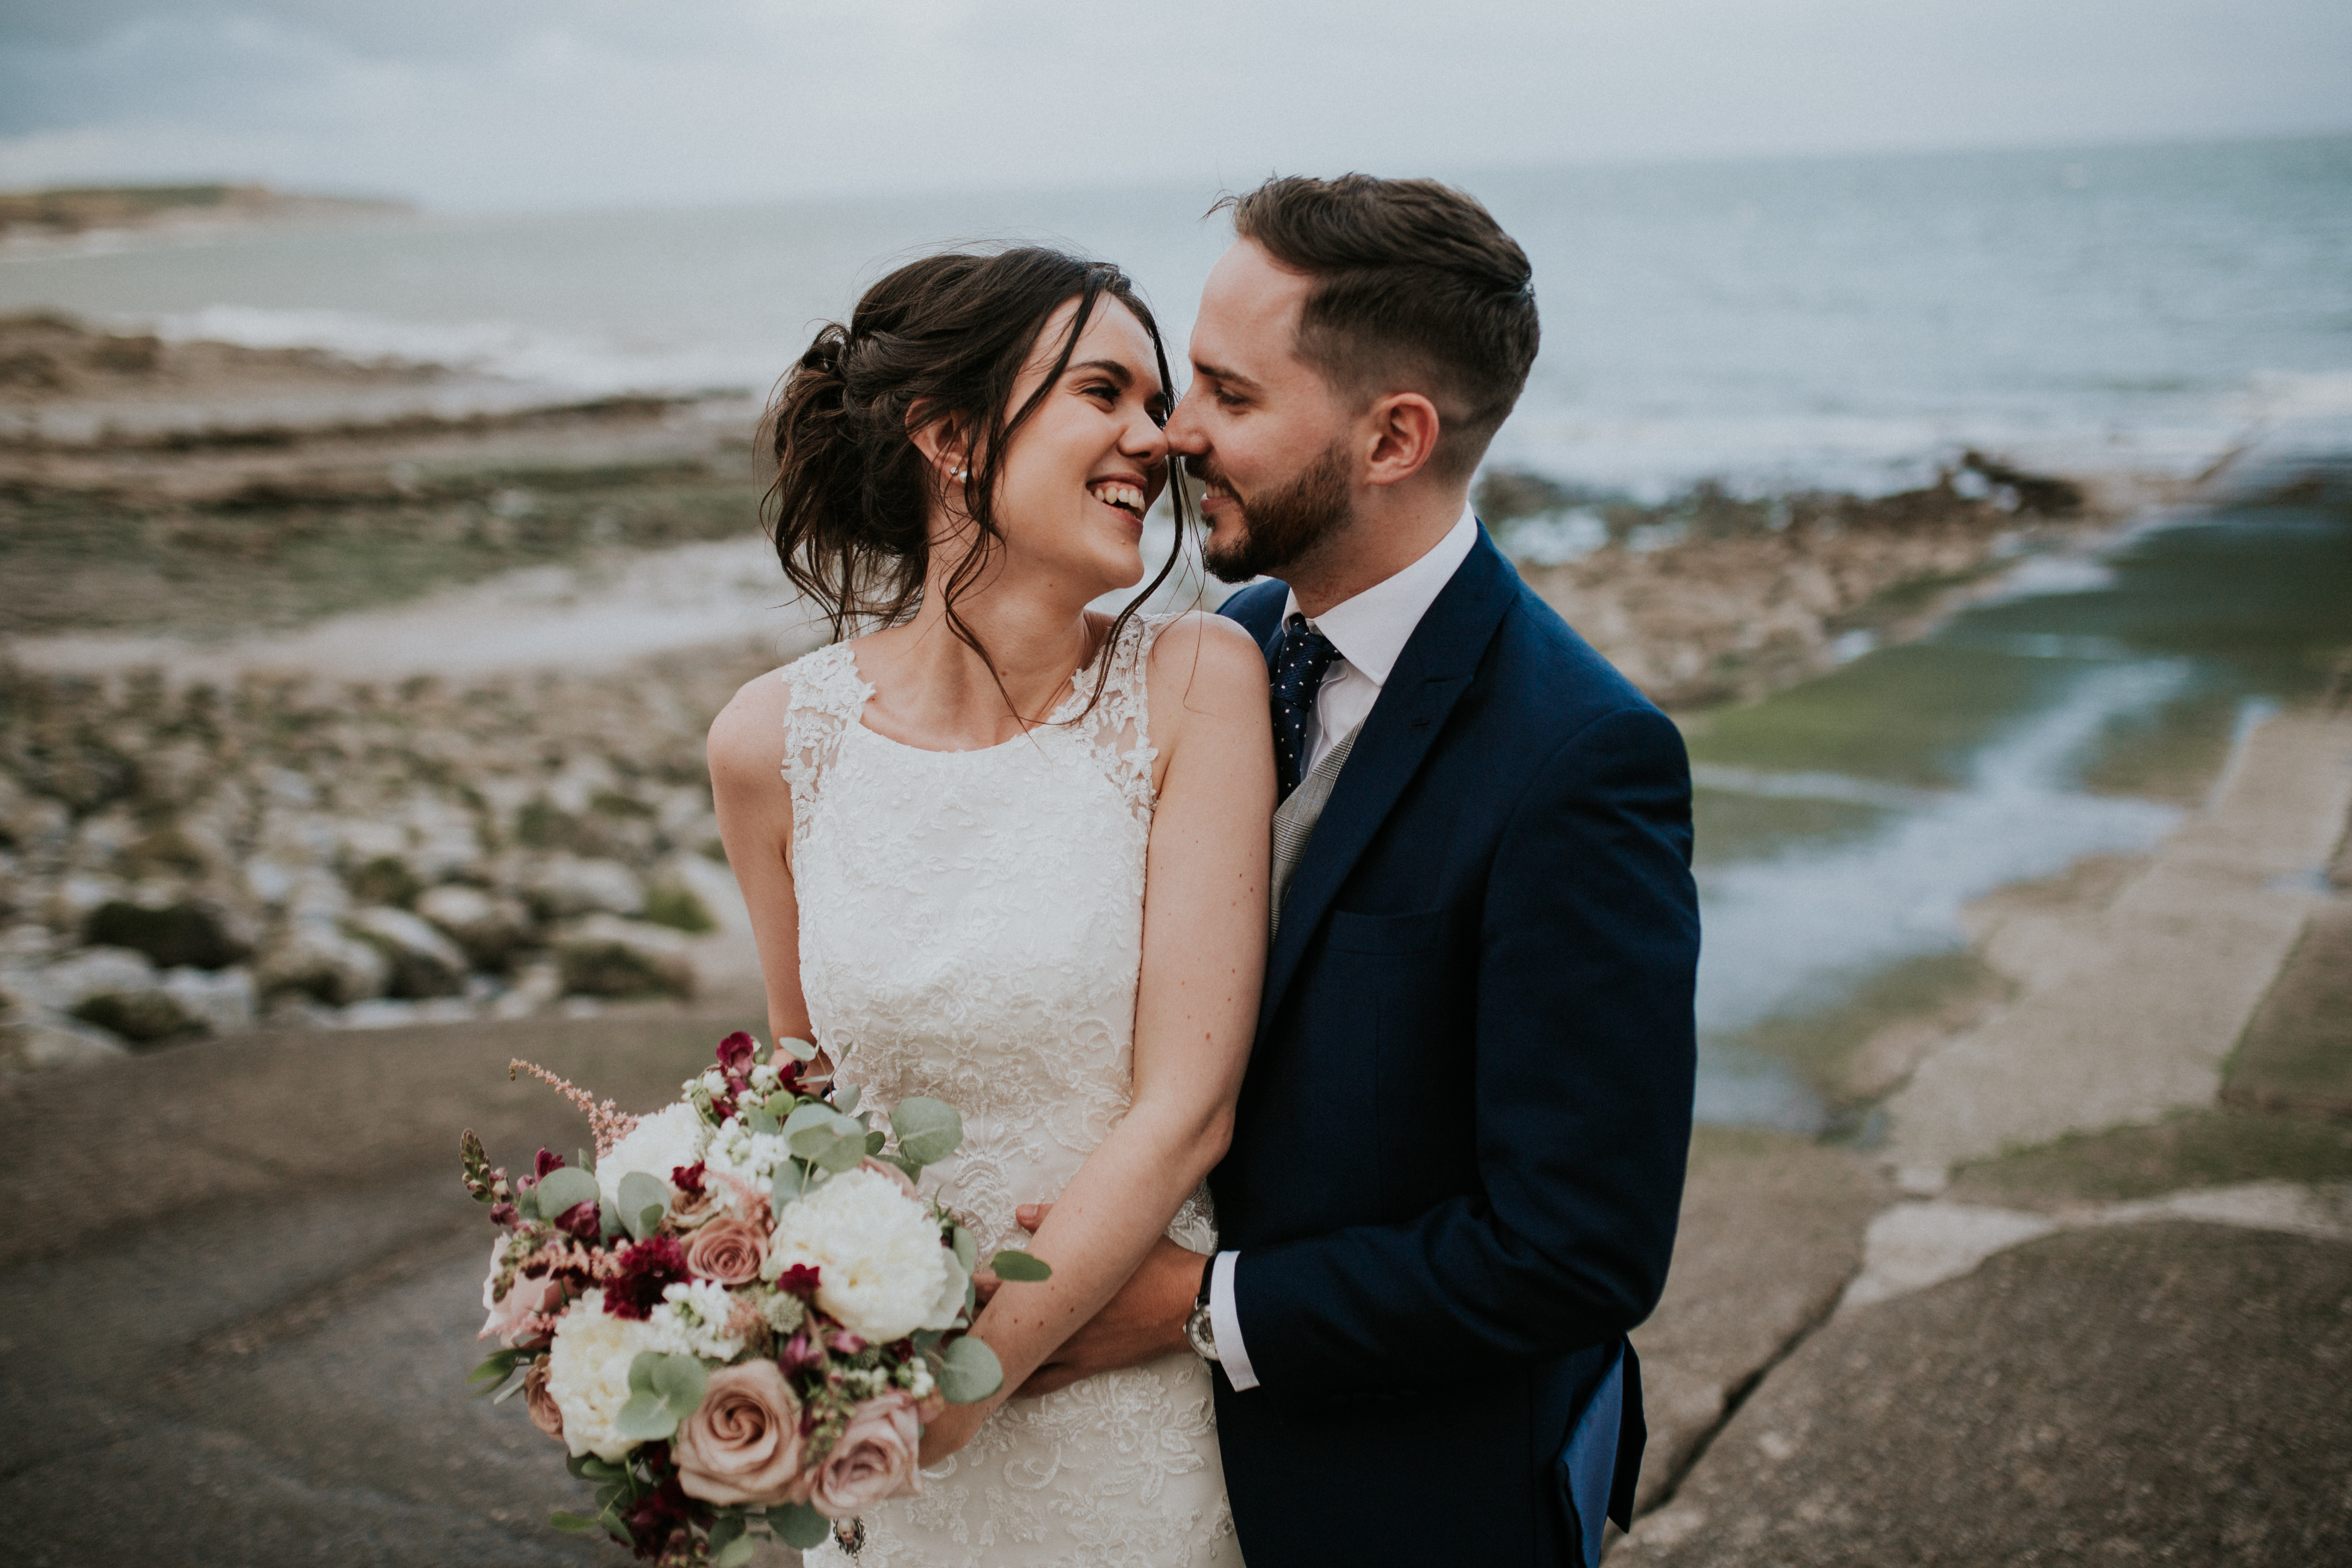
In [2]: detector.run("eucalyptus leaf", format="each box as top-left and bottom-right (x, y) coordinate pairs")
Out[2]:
(490, 1368), (532, 1404)
(812, 1130), (868, 1173)
(649, 1352), (708, 1418)
(707, 1515), (746, 1554)
(950, 1225), (978, 1274)
(745, 1105), (780, 1135)
(770, 1502), (831, 1550)
(598, 1199), (624, 1240)
(713, 1535), (756, 1568)
(777, 1035), (819, 1063)
(577, 1146), (595, 1175)
(864, 1128), (888, 1156)
(782, 1102), (834, 1137)
(514, 1185), (542, 1222)
(534, 1165), (599, 1218)
(617, 1172), (669, 1240)
(912, 1329), (944, 1352)
(989, 1249), (1053, 1283)
(835, 1084), (861, 1115)
(772, 1159), (812, 1208)
(467, 1349), (522, 1390)
(891, 1097), (963, 1166)
(936, 1334), (1005, 1404)
(616, 1391), (678, 1441)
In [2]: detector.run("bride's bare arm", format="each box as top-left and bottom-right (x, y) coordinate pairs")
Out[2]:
(707, 675), (817, 1051)
(922, 612), (1273, 1459)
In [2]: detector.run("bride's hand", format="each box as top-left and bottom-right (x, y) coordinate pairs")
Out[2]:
(916, 1392), (988, 1467)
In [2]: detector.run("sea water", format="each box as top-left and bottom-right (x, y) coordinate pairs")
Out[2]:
(4, 134), (2348, 1131)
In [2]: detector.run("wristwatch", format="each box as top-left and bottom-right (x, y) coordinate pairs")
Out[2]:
(1183, 1255), (1220, 1362)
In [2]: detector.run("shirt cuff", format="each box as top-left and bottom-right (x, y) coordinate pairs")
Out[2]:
(1209, 1250), (1260, 1391)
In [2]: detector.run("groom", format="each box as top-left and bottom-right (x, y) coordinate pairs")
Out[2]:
(1017, 175), (1698, 1566)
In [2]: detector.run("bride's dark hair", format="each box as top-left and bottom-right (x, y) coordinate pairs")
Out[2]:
(763, 247), (1189, 720)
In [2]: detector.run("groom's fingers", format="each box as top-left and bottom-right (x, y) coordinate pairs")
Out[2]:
(1016, 1202), (1052, 1232)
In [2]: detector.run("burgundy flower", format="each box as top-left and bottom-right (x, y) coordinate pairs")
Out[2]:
(826, 1329), (868, 1356)
(670, 1161), (707, 1195)
(604, 1235), (690, 1320)
(777, 1329), (827, 1377)
(774, 1264), (822, 1300)
(552, 1199), (602, 1241)
(489, 1201), (519, 1228)
(715, 1031), (757, 1076)
(534, 1148), (567, 1180)
(619, 1469), (697, 1561)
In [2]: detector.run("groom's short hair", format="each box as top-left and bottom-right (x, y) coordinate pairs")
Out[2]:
(1218, 174), (1538, 480)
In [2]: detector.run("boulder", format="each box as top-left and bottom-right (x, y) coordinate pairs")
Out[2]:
(522, 854), (646, 920)
(415, 883), (535, 971)
(343, 906), (468, 999)
(551, 914), (695, 1000)
(0, 1014), (130, 1072)
(0, 945), (158, 1014)
(158, 965), (258, 1035)
(70, 988), (204, 1045)
(81, 899), (250, 971)
(254, 919), (389, 1007)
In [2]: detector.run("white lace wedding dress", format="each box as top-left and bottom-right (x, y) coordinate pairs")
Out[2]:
(781, 614), (1242, 1568)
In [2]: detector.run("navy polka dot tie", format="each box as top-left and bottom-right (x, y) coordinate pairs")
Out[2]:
(1270, 612), (1341, 803)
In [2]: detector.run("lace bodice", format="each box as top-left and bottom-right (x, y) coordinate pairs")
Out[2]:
(782, 613), (1236, 1568)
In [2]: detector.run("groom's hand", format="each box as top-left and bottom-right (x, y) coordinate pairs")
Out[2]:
(987, 1203), (1200, 1397)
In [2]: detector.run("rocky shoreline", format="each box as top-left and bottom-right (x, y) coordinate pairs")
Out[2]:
(0, 649), (771, 1072)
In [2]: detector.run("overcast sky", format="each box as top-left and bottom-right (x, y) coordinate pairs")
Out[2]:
(1, 0), (2346, 211)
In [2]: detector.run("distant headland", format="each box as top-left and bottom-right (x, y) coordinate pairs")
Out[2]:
(0, 183), (412, 244)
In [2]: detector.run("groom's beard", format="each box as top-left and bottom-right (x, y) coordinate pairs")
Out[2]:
(1195, 441), (1352, 584)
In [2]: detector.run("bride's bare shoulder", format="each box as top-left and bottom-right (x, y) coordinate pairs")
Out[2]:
(1146, 610), (1267, 704)
(705, 667), (794, 792)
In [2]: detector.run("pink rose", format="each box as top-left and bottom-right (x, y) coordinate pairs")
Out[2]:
(480, 1243), (564, 1347)
(810, 1389), (923, 1520)
(523, 1359), (564, 1441)
(675, 1361), (810, 1507)
(683, 1216), (767, 1286)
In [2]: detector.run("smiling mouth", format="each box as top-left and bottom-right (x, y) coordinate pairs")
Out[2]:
(1088, 480), (1147, 520)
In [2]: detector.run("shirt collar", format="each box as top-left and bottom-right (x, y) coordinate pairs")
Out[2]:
(1283, 504), (1478, 687)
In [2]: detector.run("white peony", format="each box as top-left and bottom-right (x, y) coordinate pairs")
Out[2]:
(544, 1289), (693, 1460)
(597, 1102), (708, 1212)
(652, 1278), (747, 1360)
(764, 1167), (949, 1344)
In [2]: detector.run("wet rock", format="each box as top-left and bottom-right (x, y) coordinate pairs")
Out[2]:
(81, 899), (250, 971)
(520, 854), (645, 920)
(0, 945), (158, 1013)
(552, 914), (695, 999)
(71, 988), (204, 1045)
(344, 854), (423, 909)
(158, 965), (257, 1035)
(343, 906), (468, 1000)
(413, 883), (533, 971)
(255, 919), (388, 1007)
(0, 1014), (130, 1072)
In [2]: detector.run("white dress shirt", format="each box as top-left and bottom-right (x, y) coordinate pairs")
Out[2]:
(1209, 503), (1479, 1392)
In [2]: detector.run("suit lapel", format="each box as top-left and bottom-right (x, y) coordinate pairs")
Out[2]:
(1253, 528), (1520, 1038)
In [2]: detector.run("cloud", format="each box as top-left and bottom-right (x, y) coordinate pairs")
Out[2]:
(0, 0), (2345, 208)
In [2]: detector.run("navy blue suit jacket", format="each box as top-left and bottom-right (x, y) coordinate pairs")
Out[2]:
(1211, 527), (1698, 1566)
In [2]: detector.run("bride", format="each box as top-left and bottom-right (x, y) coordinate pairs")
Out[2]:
(707, 247), (1271, 1566)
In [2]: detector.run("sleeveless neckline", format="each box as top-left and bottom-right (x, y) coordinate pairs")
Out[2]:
(840, 626), (1118, 759)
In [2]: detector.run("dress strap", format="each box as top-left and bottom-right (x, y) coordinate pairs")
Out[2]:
(1051, 611), (1181, 819)
(778, 642), (873, 826)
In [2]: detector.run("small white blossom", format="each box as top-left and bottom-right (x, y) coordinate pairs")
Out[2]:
(764, 1167), (950, 1344)
(704, 1121), (794, 1186)
(749, 1063), (781, 1092)
(653, 1279), (747, 1360)
(699, 1068), (729, 1097)
(899, 1358), (935, 1399)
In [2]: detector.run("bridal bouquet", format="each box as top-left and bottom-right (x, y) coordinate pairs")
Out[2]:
(462, 1031), (1048, 1565)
